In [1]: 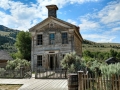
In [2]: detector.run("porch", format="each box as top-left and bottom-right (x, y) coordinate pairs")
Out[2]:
(0, 79), (68, 90)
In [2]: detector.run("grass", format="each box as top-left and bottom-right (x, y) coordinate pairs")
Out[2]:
(82, 43), (120, 52)
(0, 31), (10, 36)
(0, 84), (22, 90)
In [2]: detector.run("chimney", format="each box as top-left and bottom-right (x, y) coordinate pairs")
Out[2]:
(46, 5), (58, 18)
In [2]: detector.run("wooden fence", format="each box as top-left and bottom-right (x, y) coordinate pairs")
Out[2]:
(78, 71), (120, 90)
(0, 67), (32, 79)
(35, 68), (68, 79)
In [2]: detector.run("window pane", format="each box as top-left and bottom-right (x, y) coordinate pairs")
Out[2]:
(49, 33), (55, 45)
(62, 32), (68, 44)
(37, 55), (42, 66)
(37, 35), (42, 45)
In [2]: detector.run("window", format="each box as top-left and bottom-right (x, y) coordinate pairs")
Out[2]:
(62, 32), (68, 44)
(37, 55), (42, 66)
(37, 34), (42, 45)
(49, 33), (55, 45)
(63, 54), (65, 58)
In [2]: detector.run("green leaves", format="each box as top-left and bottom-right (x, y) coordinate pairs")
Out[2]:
(100, 63), (120, 76)
(61, 52), (81, 73)
(6, 58), (30, 70)
(15, 31), (31, 61)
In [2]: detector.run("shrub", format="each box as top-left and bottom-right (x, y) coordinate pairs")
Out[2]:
(0, 68), (6, 76)
(6, 58), (30, 70)
(100, 63), (120, 76)
(61, 52), (82, 73)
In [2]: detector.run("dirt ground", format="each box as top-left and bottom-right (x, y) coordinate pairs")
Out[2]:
(0, 84), (22, 90)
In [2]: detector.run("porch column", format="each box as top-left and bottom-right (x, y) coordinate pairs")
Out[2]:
(48, 54), (50, 69)
(54, 54), (55, 70)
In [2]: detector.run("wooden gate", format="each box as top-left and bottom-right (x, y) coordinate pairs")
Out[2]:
(35, 68), (68, 79)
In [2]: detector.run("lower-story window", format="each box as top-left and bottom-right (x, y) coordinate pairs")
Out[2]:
(37, 55), (42, 66)
(63, 54), (65, 59)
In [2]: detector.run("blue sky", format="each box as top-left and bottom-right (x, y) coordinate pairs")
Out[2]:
(0, 0), (120, 43)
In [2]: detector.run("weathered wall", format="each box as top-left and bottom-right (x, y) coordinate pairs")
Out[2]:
(74, 33), (82, 56)
(30, 21), (82, 71)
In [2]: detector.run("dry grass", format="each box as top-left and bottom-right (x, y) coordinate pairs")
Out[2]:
(0, 84), (22, 90)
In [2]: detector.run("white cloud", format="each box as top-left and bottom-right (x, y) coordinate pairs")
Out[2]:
(0, 0), (100, 30)
(78, 0), (120, 42)
(67, 19), (78, 25)
(112, 27), (120, 31)
(37, 0), (99, 8)
(82, 34), (116, 43)
(79, 19), (100, 30)
(0, 0), (11, 10)
(98, 1), (120, 24)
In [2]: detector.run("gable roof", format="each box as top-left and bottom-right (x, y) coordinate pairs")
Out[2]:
(29, 16), (83, 41)
(29, 16), (78, 31)
(0, 50), (13, 60)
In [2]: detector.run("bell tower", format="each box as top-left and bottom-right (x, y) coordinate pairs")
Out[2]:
(46, 5), (58, 18)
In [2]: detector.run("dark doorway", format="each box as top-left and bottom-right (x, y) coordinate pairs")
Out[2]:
(50, 55), (54, 70)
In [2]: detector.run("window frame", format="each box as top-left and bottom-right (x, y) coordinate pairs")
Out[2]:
(37, 55), (42, 67)
(49, 33), (55, 45)
(37, 34), (43, 45)
(62, 32), (68, 44)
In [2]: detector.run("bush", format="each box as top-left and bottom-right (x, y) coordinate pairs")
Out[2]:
(6, 58), (31, 70)
(0, 68), (6, 76)
(100, 63), (120, 76)
(61, 52), (82, 73)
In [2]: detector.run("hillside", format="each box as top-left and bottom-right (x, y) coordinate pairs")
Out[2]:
(82, 39), (120, 52)
(0, 25), (120, 53)
(0, 25), (19, 53)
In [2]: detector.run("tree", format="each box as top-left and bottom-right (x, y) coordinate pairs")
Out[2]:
(116, 52), (120, 60)
(110, 49), (117, 57)
(15, 31), (31, 61)
(61, 52), (82, 73)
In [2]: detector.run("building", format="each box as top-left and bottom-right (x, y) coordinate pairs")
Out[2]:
(0, 50), (13, 68)
(29, 5), (83, 71)
(105, 57), (120, 64)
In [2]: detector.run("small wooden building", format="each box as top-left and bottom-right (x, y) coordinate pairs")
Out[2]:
(0, 50), (13, 68)
(105, 57), (120, 64)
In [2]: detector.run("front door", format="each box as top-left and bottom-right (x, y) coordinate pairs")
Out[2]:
(50, 55), (54, 70)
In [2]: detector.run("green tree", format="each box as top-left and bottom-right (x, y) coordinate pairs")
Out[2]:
(116, 52), (120, 59)
(110, 49), (117, 57)
(15, 31), (31, 61)
(83, 50), (93, 58)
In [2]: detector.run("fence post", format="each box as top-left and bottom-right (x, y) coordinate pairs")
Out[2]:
(20, 66), (23, 78)
(35, 65), (37, 79)
(78, 71), (84, 90)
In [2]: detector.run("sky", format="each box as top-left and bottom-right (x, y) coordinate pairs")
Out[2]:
(0, 0), (120, 43)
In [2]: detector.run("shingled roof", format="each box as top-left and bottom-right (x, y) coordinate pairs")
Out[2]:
(0, 50), (13, 60)
(105, 57), (120, 64)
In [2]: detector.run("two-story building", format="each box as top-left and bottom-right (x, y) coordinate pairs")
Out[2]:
(29, 5), (83, 71)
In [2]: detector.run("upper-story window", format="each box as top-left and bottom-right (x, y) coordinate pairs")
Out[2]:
(37, 34), (42, 45)
(62, 32), (68, 44)
(49, 33), (55, 45)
